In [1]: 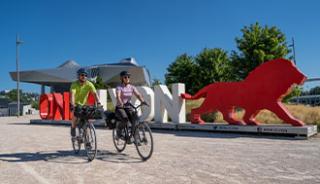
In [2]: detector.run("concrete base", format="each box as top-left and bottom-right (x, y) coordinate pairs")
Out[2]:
(30, 119), (106, 126)
(30, 119), (318, 139)
(150, 123), (318, 139)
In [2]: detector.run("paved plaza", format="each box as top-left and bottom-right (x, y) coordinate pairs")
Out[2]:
(0, 116), (320, 184)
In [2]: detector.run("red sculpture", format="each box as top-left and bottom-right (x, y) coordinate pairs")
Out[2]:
(181, 58), (306, 126)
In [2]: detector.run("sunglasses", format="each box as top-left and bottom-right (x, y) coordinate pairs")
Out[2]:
(80, 74), (87, 77)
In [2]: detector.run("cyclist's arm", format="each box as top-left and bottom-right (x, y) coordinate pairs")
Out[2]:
(89, 82), (101, 106)
(70, 92), (75, 106)
(93, 92), (101, 106)
(133, 86), (145, 103)
(70, 84), (76, 108)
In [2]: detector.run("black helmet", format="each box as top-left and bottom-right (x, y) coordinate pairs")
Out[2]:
(120, 71), (130, 77)
(77, 68), (88, 76)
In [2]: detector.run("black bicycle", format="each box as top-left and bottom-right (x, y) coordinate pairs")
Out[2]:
(107, 103), (154, 161)
(71, 105), (100, 161)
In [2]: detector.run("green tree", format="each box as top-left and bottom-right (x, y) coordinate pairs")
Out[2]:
(283, 86), (302, 103)
(152, 78), (162, 87)
(6, 89), (36, 104)
(232, 22), (290, 80)
(308, 86), (320, 95)
(7, 89), (31, 103)
(31, 101), (39, 110)
(7, 89), (19, 102)
(93, 76), (108, 89)
(195, 48), (233, 89)
(165, 54), (198, 94)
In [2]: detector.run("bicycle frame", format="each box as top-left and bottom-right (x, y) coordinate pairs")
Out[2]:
(117, 103), (145, 139)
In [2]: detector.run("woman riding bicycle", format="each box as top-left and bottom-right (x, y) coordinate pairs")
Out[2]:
(115, 71), (147, 137)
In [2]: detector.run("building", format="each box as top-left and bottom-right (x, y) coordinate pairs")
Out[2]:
(8, 102), (38, 116)
(10, 58), (151, 94)
(290, 95), (320, 106)
(0, 98), (10, 116)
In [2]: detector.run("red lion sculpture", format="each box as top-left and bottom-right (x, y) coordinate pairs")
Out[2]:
(181, 58), (306, 126)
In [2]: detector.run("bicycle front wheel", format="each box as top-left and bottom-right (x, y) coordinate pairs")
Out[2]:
(84, 123), (97, 161)
(134, 122), (154, 161)
(112, 122), (127, 152)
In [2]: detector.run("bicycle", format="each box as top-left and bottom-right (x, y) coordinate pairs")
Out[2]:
(107, 102), (154, 161)
(71, 105), (101, 161)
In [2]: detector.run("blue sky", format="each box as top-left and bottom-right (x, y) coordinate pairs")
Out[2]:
(1, 0), (320, 92)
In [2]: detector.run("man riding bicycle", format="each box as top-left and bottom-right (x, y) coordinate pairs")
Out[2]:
(70, 68), (101, 138)
(115, 71), (147, 140)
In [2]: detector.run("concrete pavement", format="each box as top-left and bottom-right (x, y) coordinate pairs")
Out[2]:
(0, 116), (320, 184)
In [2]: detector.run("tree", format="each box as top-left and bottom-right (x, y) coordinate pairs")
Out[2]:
(6, 89), (37, 104)
(93, 76), (108, 89)
(165, 49), (233, 94)
(31, 101), (39, 110)
(151, 78), (162, 87)
(7, 89), (19, 102)
(7, 89), (31, 103)
(165, 54), (198, 94)
(308, 86), (320, 95)
(283, 86), (302, 103)
(195, 48), (233, 89)
(232, 22), (290, 80)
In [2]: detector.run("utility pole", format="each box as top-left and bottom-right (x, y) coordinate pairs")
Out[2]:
(16, 34), (23, 117)
(289, 37), (296, 65)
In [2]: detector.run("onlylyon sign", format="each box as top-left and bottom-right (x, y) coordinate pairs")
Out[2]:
(39, 83), (186, 123)
(39, 58), (307, 126)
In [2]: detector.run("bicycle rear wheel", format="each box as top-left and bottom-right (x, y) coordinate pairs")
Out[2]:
(134, 122), (153, 161)
(84, 123), (97, 161)
(112, 122), (127, 152)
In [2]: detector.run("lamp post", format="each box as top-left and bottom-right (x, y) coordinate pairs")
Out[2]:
(16, 34), (23, 117)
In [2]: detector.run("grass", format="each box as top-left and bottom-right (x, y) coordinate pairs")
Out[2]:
(186, 99), (320, 129)
(107, 99), (320, 130)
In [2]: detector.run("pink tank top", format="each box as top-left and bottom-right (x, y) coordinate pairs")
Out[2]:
(116, 84), (138, 106)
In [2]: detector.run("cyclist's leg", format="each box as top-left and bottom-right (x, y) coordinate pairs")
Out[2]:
(126, 107), (139, 141)
(71, 115), (78, 137)
(125, 107), (136, 128)
(115, 107), (129, 137)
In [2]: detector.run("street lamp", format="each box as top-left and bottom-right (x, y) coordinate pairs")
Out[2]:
(16, 34), (23, 117)
(288, 37), (296, 65)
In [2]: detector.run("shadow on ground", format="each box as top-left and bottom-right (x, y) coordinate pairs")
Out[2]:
(0, 150), (87, 164)
(96, 150), (143, 163)
(0, 150), (143, 164)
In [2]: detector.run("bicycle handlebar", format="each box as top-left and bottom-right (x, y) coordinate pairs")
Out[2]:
(117, 102), (149, 110)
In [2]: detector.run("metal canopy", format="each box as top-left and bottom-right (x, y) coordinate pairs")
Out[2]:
(10, 58), (151, 88)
